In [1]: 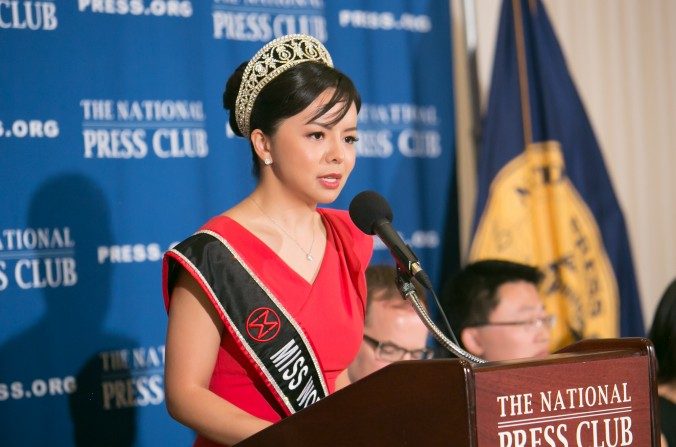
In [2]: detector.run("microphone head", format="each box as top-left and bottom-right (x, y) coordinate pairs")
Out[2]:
(349, 190), (393, 235)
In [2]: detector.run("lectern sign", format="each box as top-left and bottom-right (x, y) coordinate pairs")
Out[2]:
(475, 355), (652, 446)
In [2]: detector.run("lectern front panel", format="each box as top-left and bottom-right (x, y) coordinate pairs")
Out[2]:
(474, 355), (652, 447)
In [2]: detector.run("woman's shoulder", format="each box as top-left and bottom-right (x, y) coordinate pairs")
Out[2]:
(199, 214), (231, 234)
(197, 200), (252, 236)
(318, 207), (350, 222)
(318, 208), (363, 238)
(319, 207), (373, 256)
(165, 215), (241, 256)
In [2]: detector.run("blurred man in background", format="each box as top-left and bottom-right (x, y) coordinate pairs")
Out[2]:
(441, 259), (553, 361)
(348, 265), (432, 382)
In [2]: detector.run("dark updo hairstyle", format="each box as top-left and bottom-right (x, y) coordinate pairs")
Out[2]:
(648, 278), (676, 383)
(223, 61), (361, 178)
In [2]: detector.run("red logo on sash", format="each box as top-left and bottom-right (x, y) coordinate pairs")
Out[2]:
(246, 307), (281, 342)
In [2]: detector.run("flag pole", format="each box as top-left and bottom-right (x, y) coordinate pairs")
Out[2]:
(450, 0), (483, 265)
(512, 0), (533, 146)
(460, 0), (483, 155)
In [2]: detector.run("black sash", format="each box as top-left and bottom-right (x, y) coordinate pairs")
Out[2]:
(164, 230), (328, 416)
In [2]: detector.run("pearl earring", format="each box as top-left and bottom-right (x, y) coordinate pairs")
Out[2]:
(264, 158), (273, 165)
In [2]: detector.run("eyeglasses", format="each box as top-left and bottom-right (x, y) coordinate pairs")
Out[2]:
(362, 334), (434, 362)
(472, 315), (556, 332)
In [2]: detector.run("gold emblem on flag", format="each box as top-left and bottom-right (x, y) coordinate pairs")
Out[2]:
(470, 141), (619, 349)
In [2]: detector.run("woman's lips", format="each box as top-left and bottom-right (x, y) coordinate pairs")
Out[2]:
(318, 174), (342, 189)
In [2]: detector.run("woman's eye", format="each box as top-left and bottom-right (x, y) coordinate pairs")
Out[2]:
(345, 136), (359, 144)
(308, 132), (324, 140)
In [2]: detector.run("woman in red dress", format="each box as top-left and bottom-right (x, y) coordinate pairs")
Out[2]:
(162, 34), (372, 446)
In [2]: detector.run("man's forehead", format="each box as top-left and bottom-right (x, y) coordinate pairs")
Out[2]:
(366, 299), (417, 327)
(494, 281), (543, 311)
(372, 294), (414, 311)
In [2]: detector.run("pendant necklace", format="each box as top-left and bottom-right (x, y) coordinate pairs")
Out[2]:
(250, 197), (316, 262)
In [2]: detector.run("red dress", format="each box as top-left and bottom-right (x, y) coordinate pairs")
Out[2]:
(164, 208), (373, 447)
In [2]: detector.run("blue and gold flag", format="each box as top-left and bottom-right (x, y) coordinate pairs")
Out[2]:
(470, 0), (644, 349)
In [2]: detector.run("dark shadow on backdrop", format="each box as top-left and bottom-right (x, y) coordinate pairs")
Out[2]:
(433, 159), (462, 359)
(0, 174), (138, 446)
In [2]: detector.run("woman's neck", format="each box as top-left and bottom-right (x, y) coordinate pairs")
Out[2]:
(249, 186), (317, 227)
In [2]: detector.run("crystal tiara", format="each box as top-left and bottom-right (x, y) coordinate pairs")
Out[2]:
(234, 34), (334, 138)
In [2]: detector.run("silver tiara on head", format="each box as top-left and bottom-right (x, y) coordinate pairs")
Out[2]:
(234, 34), (334, 138)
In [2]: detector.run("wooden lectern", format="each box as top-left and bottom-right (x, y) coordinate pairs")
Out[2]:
(236, 338), (660, 446)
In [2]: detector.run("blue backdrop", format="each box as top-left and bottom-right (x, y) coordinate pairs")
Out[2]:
(0, 1), (456, 445)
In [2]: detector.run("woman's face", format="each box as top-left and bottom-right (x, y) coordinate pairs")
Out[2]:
(265, 89), (359, 205)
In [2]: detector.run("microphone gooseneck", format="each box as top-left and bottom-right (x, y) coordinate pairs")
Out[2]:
(349, 190), (485, 364)
(396, 272), (486, 364)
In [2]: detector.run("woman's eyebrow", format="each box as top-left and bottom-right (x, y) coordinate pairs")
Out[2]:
(305, 121), (358, 133)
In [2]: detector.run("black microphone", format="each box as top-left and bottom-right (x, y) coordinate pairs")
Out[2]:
(349, 190), (433, 290)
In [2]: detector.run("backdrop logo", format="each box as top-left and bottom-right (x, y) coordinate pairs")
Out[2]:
(0, 375), (75, 402)
(212, 0), (326, 42)
(77, 0), (192, 18)
(338, 9), (431, 33)
(97, 242), (170, 264)
(0, 227), (77, 291)
(356, 103), (441, 158)
(80, 99), (208, 160)
(0, 119), (59, 139)
(0, 0), (57, 31)
(99, 345), (165, 409)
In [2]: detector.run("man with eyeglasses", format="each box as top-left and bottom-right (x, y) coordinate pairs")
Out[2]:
(348, 265), (432, 382)
(440, 259), (553, 362)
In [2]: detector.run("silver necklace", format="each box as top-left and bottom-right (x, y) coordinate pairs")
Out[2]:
(250, 197), (316, 261)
